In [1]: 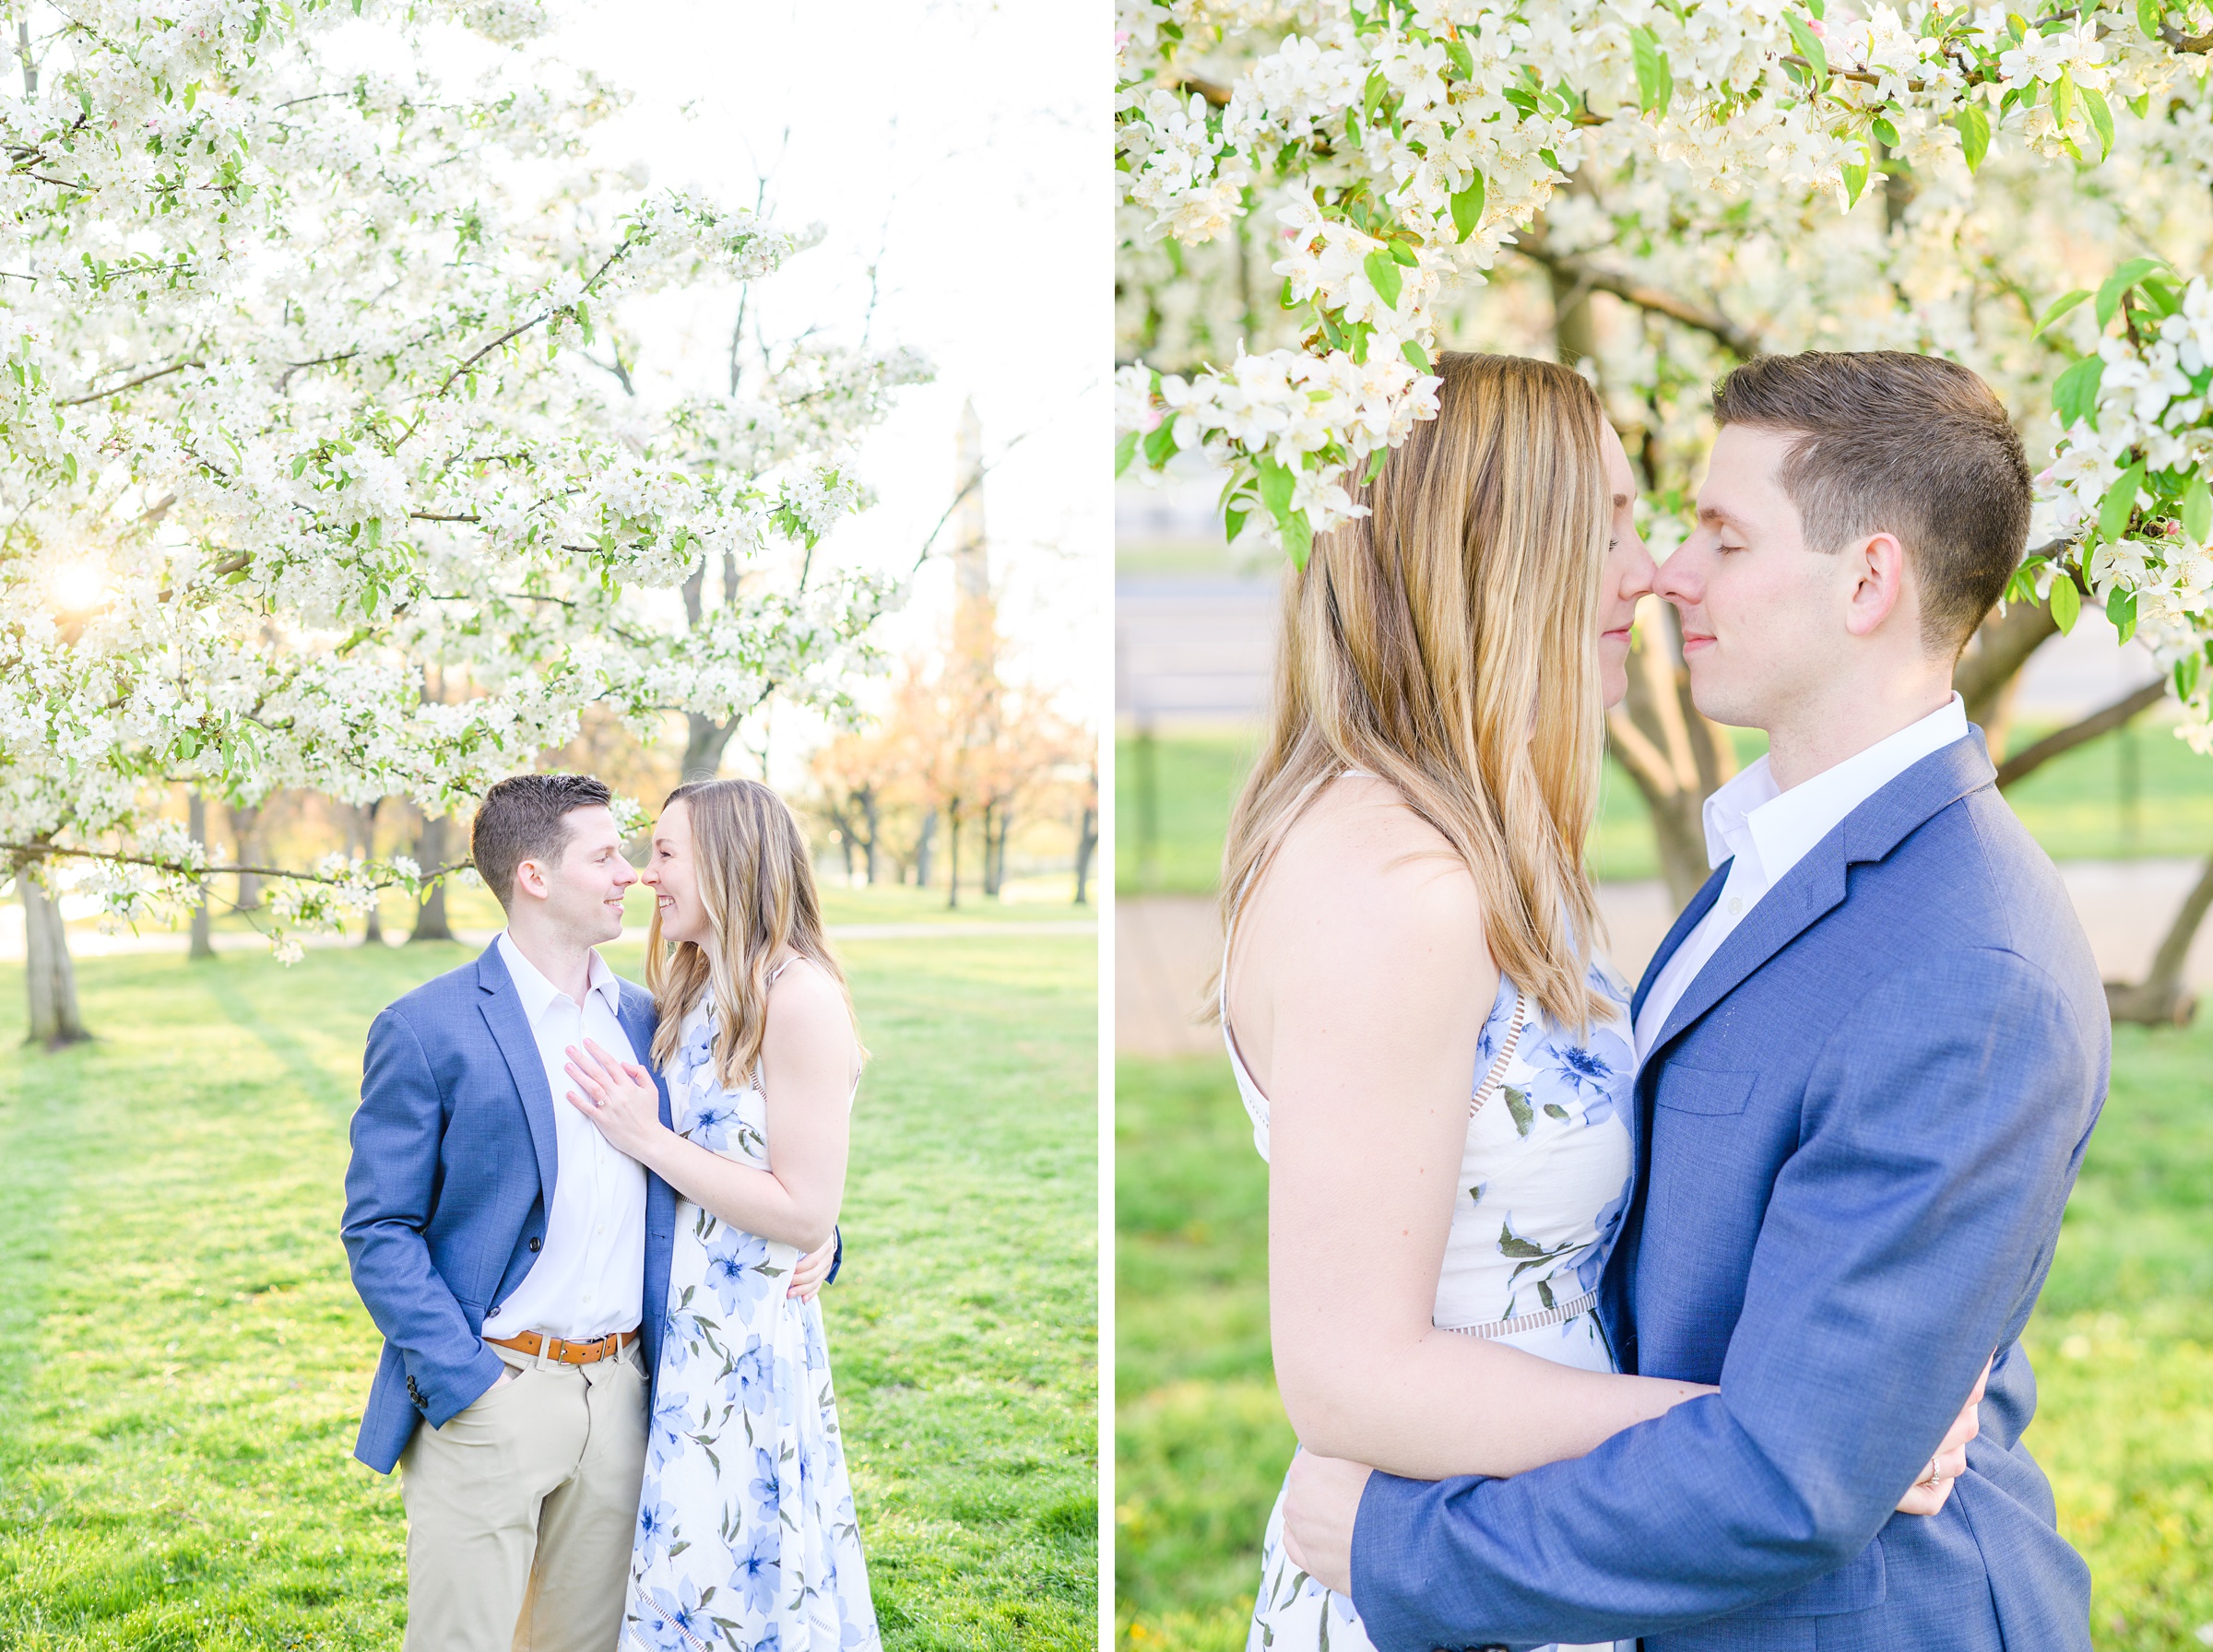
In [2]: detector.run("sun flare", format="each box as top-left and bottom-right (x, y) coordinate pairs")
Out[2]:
(50, 560), (105, 613)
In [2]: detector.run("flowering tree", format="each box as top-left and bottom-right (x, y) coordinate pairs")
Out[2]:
(0, 1), (926, 1041)
(1118, 0), (2213, 1020)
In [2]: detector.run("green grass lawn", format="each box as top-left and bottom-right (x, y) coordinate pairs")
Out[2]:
(1118, 721), (2213, 893)
(1115, 1016), (2213, 1652)
(0, 919), (1095, 1650)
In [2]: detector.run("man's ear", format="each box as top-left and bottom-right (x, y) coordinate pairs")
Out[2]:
(511, 856), (550, 904)
(1841, 530), (1910, 640)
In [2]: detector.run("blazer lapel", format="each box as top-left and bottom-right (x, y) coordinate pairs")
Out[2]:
(1632, 863), (1729, 1025)
(1640, 732), (1999, 1065)
(475, 944), (561, 1207)
(616, 983), (674, 1129)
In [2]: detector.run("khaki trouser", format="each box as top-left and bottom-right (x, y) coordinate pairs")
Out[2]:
(398, 1339), (647, 1652)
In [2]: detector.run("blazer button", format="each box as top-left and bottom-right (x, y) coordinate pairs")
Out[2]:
(527, 1235), (542, 1253)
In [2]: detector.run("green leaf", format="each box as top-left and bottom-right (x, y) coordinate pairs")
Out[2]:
(1446, 40), (1474, 81)
(1785, 12), (1829, 81)
(2185, 474), (2213, 543)
(2107, 585), (2138, 645)
(1872, 115), (1900, 148)
(2097, 256), (2168, 331)
(2053, 354), (2105, 429)
(1225, 504), (1249, 543)
(1282, 510), (1314, 571)
(2177, 649), (2203, 702)
(1450, 171), (1486, 242)
(2053, 66), (2074, 130)
(2099, 463), (2144, 541)
(1840, 154), (1872, 208)
(1956, 102), (1992, 165)
(1365, 447), (1390, 484)
(1142, 419), (1178, 467)
(1257, 456), (1296, 527)
(2139, 0), (2165, 39)
(1363, 69), (1389, 124)
(1502, 1085), (1534, 1138)
(2030, 289), (2092, 340)
(1113, 429), (1140, 477)
(2050, 573), (2082, 634)
(1402, 340), (1431, 372)
(1388, 239), (1418, 266)
(2140, 277), (2183, 318)
(1628, 25), (1674, 114)
(1363, 250), (1403, 310)
(2082, 87), (2115, 159)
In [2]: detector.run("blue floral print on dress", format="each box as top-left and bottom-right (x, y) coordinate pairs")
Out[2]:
(624, 1000), (880, 1652)
(1236, 961), (1636, 1652)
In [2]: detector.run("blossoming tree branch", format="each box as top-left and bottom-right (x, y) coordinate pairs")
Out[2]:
(1114, 0), (2213, 757)
(0, 0), (929, 997)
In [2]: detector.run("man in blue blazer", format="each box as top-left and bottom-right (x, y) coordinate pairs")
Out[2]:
(342, 773), (834, 1652)
(1282, 352), (2107, 1651)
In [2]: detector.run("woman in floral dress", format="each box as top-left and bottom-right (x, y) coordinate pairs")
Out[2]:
(560, 778), (878, 1652)
(1217, 355), (1974, 1652)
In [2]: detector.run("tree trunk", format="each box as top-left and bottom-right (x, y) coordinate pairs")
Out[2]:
(982, 801), (1005, 898)
(862, 792), (880, 885)
(188, 794), (216, 960)
(1604, 599), (1736, 907)
(915, 809), (937, 889)
(2104, 852), (2213, 1028)
(354, 797), (385, 946)
(413, 813), (456, 942)
(1550, 261), (1598, 368)
(1073, 801), (1096, 906)
(1953, 595), (2062, 760)
(682, 713), (738, 785)
(19, 859), (89, 1047)
(231, 802), (263, 912)
(946, 807), (963, 910)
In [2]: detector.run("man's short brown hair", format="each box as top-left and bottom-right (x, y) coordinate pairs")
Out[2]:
(471, 773), (614, 912)
(1711, 351), (2032, 655)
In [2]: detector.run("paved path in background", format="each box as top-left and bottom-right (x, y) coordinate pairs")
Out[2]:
(0, 916), (1096, 964)
(1118, 860), (2213, 1057)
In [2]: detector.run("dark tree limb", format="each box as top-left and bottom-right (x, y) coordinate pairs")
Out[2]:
(2107, 853), (2213, 1027)
(1515, 238), (1763, 360)
(1994, 679), (2169, 791)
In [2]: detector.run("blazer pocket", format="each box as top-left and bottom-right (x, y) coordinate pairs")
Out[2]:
(1653, 1065), (1758, 1116)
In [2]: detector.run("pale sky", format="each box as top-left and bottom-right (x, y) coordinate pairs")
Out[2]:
(547, 0), (1108, 741)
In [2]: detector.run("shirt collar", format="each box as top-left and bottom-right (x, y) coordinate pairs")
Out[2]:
(496, 930), (622, 1024)
(1701, 694), (1969, 883)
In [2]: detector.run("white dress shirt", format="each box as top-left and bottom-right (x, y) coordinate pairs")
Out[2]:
(480, 931), (649, 1341)
(1633, 695), (1970, 1062)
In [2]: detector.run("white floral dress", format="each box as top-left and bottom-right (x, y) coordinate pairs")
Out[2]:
(1229, 953), (1639, 1652)
(625, 1000), (881, 1652)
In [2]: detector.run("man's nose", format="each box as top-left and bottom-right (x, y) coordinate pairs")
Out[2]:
(1652, 544), (1700, 605)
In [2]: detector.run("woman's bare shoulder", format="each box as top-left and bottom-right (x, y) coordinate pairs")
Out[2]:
(1256, 774), (1485, 957)
(764, 955), (851, 1035)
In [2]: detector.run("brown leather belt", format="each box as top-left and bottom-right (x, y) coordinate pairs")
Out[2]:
(487, 1327), (639, 1365)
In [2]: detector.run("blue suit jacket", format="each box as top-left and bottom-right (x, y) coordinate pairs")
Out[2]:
(1350, 733), (2106, 1652)
(340, 943), (680, 1474)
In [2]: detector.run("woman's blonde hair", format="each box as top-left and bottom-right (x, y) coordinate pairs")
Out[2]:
(647, 778), (864, 1087)
(1222, 351), (1611, 1029)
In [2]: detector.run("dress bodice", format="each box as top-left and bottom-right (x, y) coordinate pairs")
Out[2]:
(1225, 962), (1637, 1332)
(669, 1002), (774, 1172)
